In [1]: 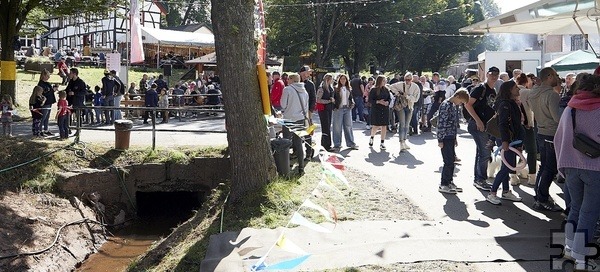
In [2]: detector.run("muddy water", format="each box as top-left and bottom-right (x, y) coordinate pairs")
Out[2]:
(76, 216), (183, 272)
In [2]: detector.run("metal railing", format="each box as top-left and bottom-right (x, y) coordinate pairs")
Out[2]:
(69, 105), (226, 150)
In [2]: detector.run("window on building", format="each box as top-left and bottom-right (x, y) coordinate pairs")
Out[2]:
(571, 34), (588, 51)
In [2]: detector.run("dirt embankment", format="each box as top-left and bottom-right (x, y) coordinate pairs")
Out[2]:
(0, 191), (105, 271)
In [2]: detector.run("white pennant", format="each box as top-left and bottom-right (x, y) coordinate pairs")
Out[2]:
(301, 199), (334, 222)
(290, 212), (331, 233)
(276, 234), (308, 255)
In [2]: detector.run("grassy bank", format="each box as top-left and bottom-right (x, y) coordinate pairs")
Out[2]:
(0, 137), (226, 192)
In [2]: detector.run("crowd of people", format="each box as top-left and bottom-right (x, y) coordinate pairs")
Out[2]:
(270, 65), (600, 270)
(16, 67), (224, 140)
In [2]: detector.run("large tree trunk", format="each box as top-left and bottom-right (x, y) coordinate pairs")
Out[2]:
(211, 0), (277, 202)
(0, 0), (19, 104)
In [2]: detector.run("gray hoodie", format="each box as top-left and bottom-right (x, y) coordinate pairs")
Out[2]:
(281, 82), (309, 122)
(528, 84), (561, 136)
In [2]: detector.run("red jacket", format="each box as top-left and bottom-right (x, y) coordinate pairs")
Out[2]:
(270, 79), (285, 107)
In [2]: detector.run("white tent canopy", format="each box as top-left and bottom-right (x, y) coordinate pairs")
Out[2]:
(140, 27), (214, 46)
(460, 0), (599, 35)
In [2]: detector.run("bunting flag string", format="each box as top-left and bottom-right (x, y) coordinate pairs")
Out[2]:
(344, 3), (471, 28)
(268, 0), (390, 8)
(251, 121), (351, 271)
(398, 30), (485, 38)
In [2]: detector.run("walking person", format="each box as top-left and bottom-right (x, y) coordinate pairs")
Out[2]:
(143, 84), (159, 124)
(368, 75), (391, 150)
(38, 69), (56, 136)
(486, 81), (524, 205)
(555, 74), (600, 271)
(529, 67), (563, 212)
(389, 72), (420, 152)
(101, 70), (116, 125)
(437, 89), (470, 194)
(316, 74), (335, 152)
(464, 67), (500, 191)
(332, 74), (358, 151)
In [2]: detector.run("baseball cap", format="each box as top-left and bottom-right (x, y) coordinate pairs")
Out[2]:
(299, 65), (312, 73)
(487, 66), (500, 74)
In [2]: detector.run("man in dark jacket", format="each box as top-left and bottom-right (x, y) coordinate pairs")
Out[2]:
(101, 70), (116, 125)
(143, 83), (159, 124)
(299, 65), (315, 159)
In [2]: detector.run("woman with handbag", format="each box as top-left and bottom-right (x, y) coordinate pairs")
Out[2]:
(389, 72), (421, 152)
(486, 81), (524, 205)
(554, 74), (600, 271)
(368, 75), (391, 150)
(316, 74), (335, 152)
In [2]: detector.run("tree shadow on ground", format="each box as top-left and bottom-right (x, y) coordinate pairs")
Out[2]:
(0, 196), (35, 271)
(0, 137), (52, 191)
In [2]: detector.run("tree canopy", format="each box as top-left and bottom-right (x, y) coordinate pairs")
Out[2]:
(265, 0), (483, 74)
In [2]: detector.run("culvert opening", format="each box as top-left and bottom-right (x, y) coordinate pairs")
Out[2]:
(136, 191), (204, 218)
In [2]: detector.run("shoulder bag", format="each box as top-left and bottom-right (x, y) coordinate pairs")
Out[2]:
(571, 108), (600, 158)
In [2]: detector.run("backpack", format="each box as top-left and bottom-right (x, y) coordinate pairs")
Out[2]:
(114, 77), (125, 95)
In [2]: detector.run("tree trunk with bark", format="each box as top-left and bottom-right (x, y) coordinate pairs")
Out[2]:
(0, 0), (20, 103)
(210, 0), (277, 202)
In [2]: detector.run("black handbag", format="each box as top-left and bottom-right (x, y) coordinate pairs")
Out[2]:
(571, 108), (600, 158)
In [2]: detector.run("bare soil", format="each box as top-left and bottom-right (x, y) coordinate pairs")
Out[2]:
(0, 191), (105, 271)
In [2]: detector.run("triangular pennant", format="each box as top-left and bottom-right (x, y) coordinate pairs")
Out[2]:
(301, 199), (334, 222)
(290, 212), (331, 233)
(325, 155), (345, 170)
(322, 166), (350, 187)
(320, 175), (343, 195)
(327, 202), (338, 223)
(262, 255), (311, 270)
(312, 188), (324, 198)
(276, 234), (308, 255)
(238, 246), (262, 257)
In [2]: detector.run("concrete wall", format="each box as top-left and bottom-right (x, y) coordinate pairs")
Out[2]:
(55, 158), (230, 224)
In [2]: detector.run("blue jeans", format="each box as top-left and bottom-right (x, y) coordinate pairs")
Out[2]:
(397, 107), (413, 141)
(411, 104), (421, 133)
(468, 120), (491, 182)
(535, 134), (557, 202)
(332, 107), (355, 148)
(58, 114), (70, 138)
(491, 144), (519, 193)
(352, 96), (365, 121)
(564, 168), (600, 260)
(41, 104), (52, 131)
(440, 138), (456, 186)
(103, 96), (114, 124)
(114, 95), (123, 120)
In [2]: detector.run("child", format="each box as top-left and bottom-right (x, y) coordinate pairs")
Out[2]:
(437, 89), (470, 194)
(158, 88), (169, 123)
(486, 81), (524, 205)
(93, 86), (104, 125)
(1, 95), (14, 136)
(55, 90), (71, 139)
(29, 86), (46, 137)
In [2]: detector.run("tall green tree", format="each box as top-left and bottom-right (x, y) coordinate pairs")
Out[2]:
(163, 0), (211, 28)
(0, 0), (122, 102)
(211, 0), (277, 201)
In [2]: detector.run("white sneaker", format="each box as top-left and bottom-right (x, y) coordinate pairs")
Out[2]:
(400, 141), (407, 151)
(365, 125), (371, 130)
(404, 142), (411, 149)
(486, 194), (501, 205)
(575, 259), (600, 271)
(501, 190), (522, 202)
(510, 174), (521, 186)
